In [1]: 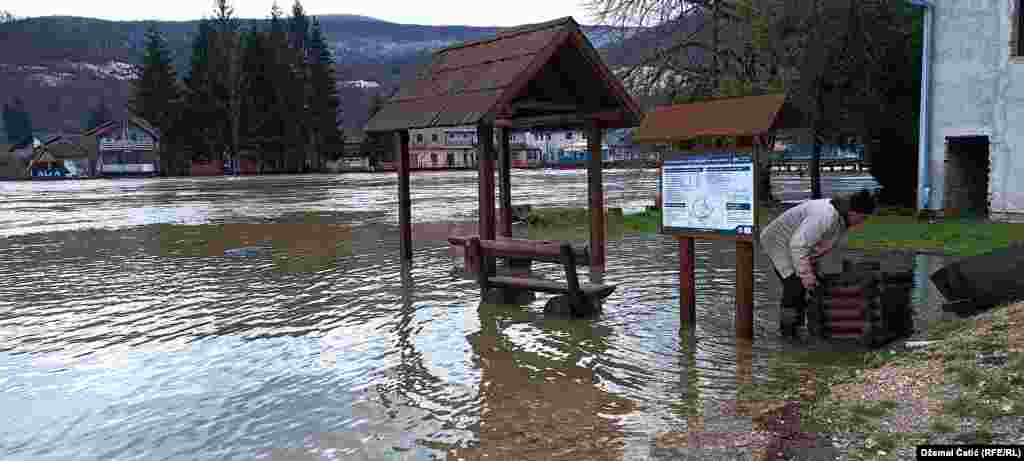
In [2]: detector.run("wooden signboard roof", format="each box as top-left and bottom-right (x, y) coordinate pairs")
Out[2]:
(633, 94), (803, 143)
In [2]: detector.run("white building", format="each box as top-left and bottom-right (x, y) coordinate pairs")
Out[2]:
(407, 126), (589, 168)
(917, 0), (1024, 222)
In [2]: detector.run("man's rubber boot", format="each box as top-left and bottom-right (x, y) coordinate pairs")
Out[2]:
(780, 306), (798, 337)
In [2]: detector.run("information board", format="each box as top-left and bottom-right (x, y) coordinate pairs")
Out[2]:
(660, 151), (755, 237)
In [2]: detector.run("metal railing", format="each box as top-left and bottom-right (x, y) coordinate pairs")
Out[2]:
(100, 140), (155, 151)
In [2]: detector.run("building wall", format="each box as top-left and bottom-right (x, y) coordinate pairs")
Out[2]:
(408, 126), (586, 166)
(929, 0), (1024, 221)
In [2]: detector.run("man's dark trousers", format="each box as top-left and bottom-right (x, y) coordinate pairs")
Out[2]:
(774, 267), (807, 336)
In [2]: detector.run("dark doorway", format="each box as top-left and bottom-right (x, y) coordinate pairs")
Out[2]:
(944, 136), (990, 219)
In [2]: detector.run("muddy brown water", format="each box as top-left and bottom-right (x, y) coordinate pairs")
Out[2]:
(0, 170), (951, 460)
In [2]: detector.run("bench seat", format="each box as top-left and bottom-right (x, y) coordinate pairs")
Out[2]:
(487, 276), (616, 299)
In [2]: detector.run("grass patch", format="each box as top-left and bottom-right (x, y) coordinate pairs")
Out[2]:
(608, 204), (1023, 256)
(799, 301), (1024, 449)
(846, 215), (1024, 256)
(524, 207), (626, 241)
(929, 416), (958, 434)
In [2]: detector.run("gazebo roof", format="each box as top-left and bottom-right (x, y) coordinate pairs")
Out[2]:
(633, 94), (803, 143)
(364, 16), (643, 132)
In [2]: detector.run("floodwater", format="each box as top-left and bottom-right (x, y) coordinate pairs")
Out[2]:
(0, 170), (948, 460)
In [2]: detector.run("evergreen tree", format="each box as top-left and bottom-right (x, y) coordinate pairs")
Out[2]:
(240, 23), (286, 171)
(210, 0), (245, 163)
(262, 2), (293, 171)
(288, 0), (313, 172)
(308, 16), (342, 168)
(181, 18), (223, 162)
(2, 103), (13, 143)
(3, 98), (33, 144)
(128, 23), (180, 138)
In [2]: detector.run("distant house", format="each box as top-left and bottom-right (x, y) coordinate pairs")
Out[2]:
(84, 116), (160, 177)
(25, 134), (96, 178)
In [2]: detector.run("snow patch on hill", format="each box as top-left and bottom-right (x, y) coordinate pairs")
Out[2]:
(341, 80), (381, 89)
(65, 61), (136, 81)
(3, 60), (137, 88)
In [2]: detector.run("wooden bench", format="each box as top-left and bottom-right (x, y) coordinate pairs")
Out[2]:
(463, 236), (615, 315)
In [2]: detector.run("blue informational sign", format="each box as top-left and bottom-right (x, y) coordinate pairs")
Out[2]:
(660, 151), (756, 237)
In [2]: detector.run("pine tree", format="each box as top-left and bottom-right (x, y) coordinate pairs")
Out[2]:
(210, 0), (245, 163)
(262, 2), (292, 171)
(128, 23), (180, 136)
(4, 98), (33, 144)
(2, 103), (13, 143)
(181, 18), (223, 162)
(307, 17), (342, 168)
(288, 0), (312, 172)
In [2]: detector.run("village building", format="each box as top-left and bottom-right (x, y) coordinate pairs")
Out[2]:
(917, 0), (1024, 222)
(84, 116), (160, 177)
(408, 126), (479, 169)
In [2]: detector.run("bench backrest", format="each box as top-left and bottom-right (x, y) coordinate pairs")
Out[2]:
(455, 236), (589, 266)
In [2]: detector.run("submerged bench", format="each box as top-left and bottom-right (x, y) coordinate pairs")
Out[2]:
(463, 236), (615, 315)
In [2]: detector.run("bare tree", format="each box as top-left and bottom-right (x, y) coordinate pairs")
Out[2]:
(587, 0), (911, 199)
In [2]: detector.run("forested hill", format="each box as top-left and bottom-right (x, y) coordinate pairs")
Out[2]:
(0, 14), (649, 135)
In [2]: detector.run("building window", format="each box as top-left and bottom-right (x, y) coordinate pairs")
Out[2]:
(546, 134), (551, 140)
(566, 132), (574, 140)
(431, 133), (438, 142)
(416, 134), (424, 143)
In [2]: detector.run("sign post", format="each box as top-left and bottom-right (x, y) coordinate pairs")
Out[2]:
(660, 147), (759, 339)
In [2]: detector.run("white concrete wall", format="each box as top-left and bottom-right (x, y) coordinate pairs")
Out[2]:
(930, 0), (1024, 221)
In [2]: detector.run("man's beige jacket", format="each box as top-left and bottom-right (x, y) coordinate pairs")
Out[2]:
(759, 199), (848, 285)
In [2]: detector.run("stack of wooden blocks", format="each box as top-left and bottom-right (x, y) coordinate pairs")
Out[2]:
(807, 261), (915, 347)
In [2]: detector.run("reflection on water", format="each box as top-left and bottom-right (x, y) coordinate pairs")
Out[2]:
(0, 172), (940, 460)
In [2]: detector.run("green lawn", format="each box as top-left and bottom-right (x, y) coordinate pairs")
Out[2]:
(613, 206), (1024, 257)
(846, 214), (1024, 257)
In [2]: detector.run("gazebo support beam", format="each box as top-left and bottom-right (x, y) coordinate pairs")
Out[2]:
(394, 130), (412, 261)
(477, 123), (497, 272)
(586, 121), (605, 269)
(494, 110), (627, 130)
(497, 127), (513, 237)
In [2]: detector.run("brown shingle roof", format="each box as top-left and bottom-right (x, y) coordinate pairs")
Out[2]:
(365, 16), (641, 132)
(633, 94), (800, 143)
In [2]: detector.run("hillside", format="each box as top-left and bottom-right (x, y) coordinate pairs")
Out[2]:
(0, 14), (660, 135)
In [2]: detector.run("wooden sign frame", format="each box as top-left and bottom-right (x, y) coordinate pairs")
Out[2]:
(667, 137), (766, 339)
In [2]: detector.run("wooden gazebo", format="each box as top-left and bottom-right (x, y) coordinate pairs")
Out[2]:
(364, 16), (643, 269)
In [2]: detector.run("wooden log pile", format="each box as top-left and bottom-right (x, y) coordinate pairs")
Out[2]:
(807, 261), (915, 347)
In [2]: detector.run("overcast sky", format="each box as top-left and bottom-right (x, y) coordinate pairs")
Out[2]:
(4, 0), (605, 26)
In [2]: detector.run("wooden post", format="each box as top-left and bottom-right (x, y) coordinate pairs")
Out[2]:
(394, 130), (412, 261)
(477, 124), (496, 275)
(736, 240), (754, 339)
(586, 122), (605, 268)
(656, 161), (663, 209)
(470, 237), (487, 298)
(735, 141), (760, 340)
(497, 127), (512, 238)
(560, 242), (581, 314)
(679, 236), (696, 327)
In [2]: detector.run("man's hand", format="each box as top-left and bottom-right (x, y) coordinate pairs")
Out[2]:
(800, 272), (819, 291)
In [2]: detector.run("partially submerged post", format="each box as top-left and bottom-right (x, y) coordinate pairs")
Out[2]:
(634, 94), (802, 339)
(363, 17), (643, 274)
